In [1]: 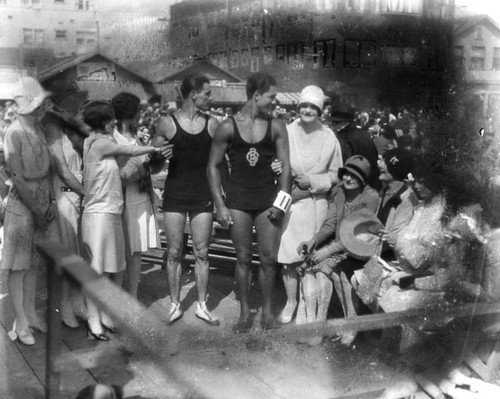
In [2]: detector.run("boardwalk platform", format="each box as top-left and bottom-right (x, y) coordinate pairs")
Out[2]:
(0, 236), (430, 399)
(1, 186), (499, 398)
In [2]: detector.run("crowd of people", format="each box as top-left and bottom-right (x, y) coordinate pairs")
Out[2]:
(0, 71), (495, 351)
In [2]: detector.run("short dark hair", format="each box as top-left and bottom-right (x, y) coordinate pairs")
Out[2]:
(83, 101), (114, 131)
(180, 74), (210, 99)
(111, 92), (140, 122)
(246, 73), (277, 100)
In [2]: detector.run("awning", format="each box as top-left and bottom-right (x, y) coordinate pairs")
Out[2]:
(276, 92), (300, 105)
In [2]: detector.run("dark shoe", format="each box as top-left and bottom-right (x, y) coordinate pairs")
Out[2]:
(261, 318), (281, 331)
(86, 322), (109, 341)
(102, 322), (119, 334)
(232, 319), (253, 334)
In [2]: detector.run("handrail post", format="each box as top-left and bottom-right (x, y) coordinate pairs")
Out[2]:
(45, 255), (63, 399)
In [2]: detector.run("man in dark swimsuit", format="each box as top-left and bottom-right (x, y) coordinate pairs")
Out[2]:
(207, 73), (292, 333)
(152, 74), (220, 326)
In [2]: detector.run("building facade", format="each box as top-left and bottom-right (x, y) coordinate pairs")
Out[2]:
(453, 15), (500, 132)
(168, 0), (456, 110)
(0, 0), (98, 70)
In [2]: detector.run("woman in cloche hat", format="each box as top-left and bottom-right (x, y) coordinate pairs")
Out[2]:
(2, 76), (57, 345)
(297, 155), (379, 346)
(276, 85), (343, 325)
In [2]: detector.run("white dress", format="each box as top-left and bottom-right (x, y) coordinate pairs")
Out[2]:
(114, 131), (160, 255)
(277, 119), (343, 264)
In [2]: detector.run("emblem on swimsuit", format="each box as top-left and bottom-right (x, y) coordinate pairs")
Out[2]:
(246, 147), (259, 166)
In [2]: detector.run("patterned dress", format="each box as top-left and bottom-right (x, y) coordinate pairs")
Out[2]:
(1, 117), (54, 271)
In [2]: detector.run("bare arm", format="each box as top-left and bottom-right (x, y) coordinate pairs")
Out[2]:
(207, 119), (233, 227)
(272, 119), (292, 194)
(45, 124), (85, 197)
(92, 138), (159, 160)
(149, 116), (174, 173)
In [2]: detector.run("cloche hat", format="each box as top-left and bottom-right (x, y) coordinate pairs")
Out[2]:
(339, 208), (384, 260)
(338, 155), (371, 185)
(297, 85), (325, 115)
(14, 76), (51, 115)
(383, 148), (414, 181)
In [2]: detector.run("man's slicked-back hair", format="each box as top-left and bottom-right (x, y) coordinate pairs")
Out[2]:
(246, 73), (277, 100)
(180, 74), (210, 99)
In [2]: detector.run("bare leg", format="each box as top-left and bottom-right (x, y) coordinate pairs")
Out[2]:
(189, 211), (213, 303)
(164, 212), (188, 305)
(277, 263), (299, 324)
(316, 272), (333, 322)
(8, 270), (28, 330)
(339, 271), (358, 346)
(126, 252), (142, 298)
(100, 272), (123, 331)
(24, 267), (45, 332)
(60, 279), (79, 328)
(301, 270), (317, 323)
(229, 209), (254, 333)
(254, 209), (282, 328)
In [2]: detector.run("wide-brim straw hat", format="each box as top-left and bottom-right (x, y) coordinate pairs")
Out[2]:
(14, 76), (52, 115)
(339, 208), (384, 260)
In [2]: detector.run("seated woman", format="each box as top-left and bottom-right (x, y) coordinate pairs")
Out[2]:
(371, 162), (448, 313)
(376, 148), (419, 263)
(297, 155), (379, 345)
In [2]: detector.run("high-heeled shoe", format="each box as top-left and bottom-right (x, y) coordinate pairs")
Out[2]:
(9, 320), (35, 346)
(102, 322), (119, 334)
(86, 322), (109, 341)
(28, 317), (48, 334)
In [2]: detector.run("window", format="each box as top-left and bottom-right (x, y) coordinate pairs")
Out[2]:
(493, 48), (500, 70)
(76, 30), (96, 48)
(22, 28), (44, 45)
(35, 29), (44, 45)
(453, 46), (464, 69)
(21, 0), (41, 7)
(230, 50), (239, 68)
(263, 46), (273, 65)
(276, 44), (285, 63)
(344, 40), (360, 67)
(471, 46), (485, 70)
(402, 46), (416, 66)
(23, 28), (34, 45)
(241, 49), (250, 66)
(360, 41), (377, 67)
(219, 51), (228, 69)
(55, 30), (67, 39)
(313, 39), (335, 68)
(382, 45), (401, 66)
(77, 0), (91, 10)
(287, 42), (303, 65)
(251, 47), (260, 72)
(208, 52), (219, 66)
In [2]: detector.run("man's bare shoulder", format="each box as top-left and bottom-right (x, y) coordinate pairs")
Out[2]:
(214, 117), (235, 138)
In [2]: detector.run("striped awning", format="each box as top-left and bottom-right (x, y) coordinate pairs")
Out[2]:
(276, 92), (300, 105)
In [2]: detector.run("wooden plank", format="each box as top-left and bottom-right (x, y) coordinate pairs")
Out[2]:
(37, 243), (181, 356)
(0, 324), (44, 399)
